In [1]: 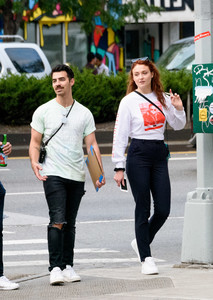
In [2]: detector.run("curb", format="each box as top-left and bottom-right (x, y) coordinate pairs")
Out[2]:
(15, 272), (49, 283)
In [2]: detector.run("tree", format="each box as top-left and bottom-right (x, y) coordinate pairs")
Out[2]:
(0, 0), (26, 35)
(0, 0), (162, 35)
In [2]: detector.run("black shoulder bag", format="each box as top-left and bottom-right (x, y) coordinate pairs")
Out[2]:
(134, 91), (170, 160)
(39, 100), (75, 163)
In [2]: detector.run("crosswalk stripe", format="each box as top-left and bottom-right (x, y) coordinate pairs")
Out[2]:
(3, 217), (183, 227)
(3, 239), (47, 245)
(6, 191), (44, 196)
(3, 239), (166, 266)
(5, 260), (49, 267)
(4, 250), (48, 256)
(4, 248), (119, 256)
(4, 257), (165, 267)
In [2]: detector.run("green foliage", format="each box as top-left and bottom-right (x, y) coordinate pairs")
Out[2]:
(72, 66), (128, 122)
(0, 67), (192, 125)
(0, 0), (162, 35)
(159, 68), (193, 104)
(0, 74), (54, 125)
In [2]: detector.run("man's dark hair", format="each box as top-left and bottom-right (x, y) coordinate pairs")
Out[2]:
(87, 52), (95, 63)
(51, 64), (74, 80)
(95, 53), (103, 61)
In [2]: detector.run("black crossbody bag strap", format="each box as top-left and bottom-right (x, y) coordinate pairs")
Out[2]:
(134, 90), (165, 116)
(42, 100), (75, 147)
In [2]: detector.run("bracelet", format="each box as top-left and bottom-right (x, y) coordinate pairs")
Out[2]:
(114, 168), (125, 172)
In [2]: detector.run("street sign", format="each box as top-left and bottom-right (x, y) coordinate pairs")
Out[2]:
(193, 63), (213, 133)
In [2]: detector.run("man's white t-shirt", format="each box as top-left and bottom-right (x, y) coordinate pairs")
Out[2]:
(31, 99), (96, 182)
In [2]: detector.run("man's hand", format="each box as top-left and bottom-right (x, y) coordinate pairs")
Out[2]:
(0, 142), (12, 156)
(95, 174), (106, 189)
(29, 128), (47, 181)
(31, 161), (48, 181)
(85, 132), (106, 190)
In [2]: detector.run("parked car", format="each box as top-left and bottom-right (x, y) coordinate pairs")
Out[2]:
(156, 36), (194, 71)
(0, 35), (51, 78)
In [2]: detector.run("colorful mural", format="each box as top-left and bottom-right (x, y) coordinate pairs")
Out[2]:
(23, 1), (75, 47)
(91, 14), (124, 75)
(23, 0), (124, 74)
(1, 1), (124, 73)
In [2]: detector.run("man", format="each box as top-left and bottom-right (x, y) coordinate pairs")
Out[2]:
(95, 53), (110, 76)
(29, 64), (105, 286)
(0, 141), (19, 290)
(85, 52), (98, 75)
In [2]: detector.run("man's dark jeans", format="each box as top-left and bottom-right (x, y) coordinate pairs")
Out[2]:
(0, 181), (6, 277)
(43, 176), (85, 271)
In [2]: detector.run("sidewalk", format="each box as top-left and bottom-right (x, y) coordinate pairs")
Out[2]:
(4, 263), (213, 299)
(3, 200), (212, 300)
(3, 203), (212, 300)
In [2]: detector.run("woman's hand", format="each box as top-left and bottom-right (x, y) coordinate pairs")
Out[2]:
(114, 170), (125, 187)
(170, 89), (184, 111)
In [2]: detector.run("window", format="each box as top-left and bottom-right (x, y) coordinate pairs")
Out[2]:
(42, 24), (62, 67)
(5, 48), (45, 73)
(125, 30), (139, 59)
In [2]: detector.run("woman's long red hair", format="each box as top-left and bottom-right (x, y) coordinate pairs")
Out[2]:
(126, 60), (166, 107)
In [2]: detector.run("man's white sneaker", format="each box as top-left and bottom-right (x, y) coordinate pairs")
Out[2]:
(141, 257), (159, 275)
(62, 265), (81, 282)
(131, 238), (140, 261)
(50, 267), (64, 285)
(0, 276), (19, 290)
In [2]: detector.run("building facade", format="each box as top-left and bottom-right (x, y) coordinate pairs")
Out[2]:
(125, 0), (194, 69)
(1, 0), (195, 73)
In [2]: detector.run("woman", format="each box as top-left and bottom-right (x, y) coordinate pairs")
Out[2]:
(112, 57), (186, 275)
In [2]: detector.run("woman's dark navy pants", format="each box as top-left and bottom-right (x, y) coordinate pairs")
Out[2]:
(126, 139), (171, 261)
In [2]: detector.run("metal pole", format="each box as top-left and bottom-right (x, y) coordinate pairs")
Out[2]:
(187, 91), (190, 124)
(62, 23), (66, 64)
(36, 23), (40, 46)
(181, 0), (213, 264)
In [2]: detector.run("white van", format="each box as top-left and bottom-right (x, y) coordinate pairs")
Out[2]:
(0, 35), (51, 78)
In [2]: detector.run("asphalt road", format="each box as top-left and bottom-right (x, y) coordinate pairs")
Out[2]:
(2, 153), (197, 280)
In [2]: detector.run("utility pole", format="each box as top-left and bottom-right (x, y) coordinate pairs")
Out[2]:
(181, 0), (213, 263)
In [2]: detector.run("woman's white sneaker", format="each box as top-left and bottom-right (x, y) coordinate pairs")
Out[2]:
(62, 265), (81, 282)
(141, 257), (159, 275)
(0, 276), (19, 290)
